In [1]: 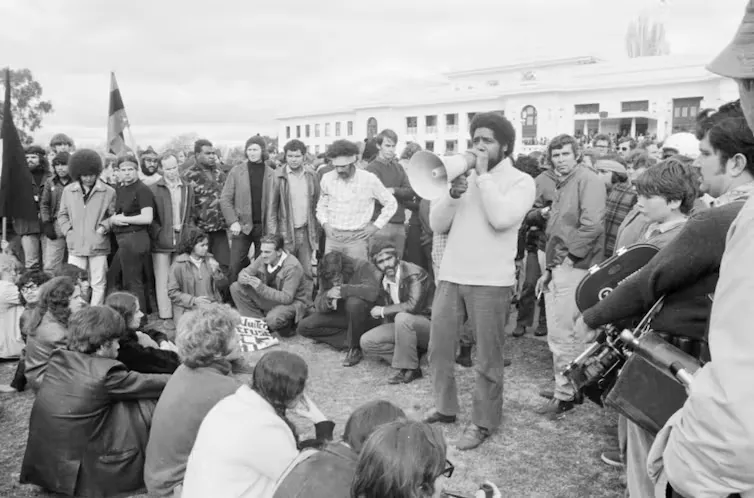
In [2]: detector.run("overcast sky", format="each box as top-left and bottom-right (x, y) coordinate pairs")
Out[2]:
(0, 0), (746, 149)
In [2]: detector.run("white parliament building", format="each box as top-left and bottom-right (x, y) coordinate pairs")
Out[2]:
(276, 54), (739, 156)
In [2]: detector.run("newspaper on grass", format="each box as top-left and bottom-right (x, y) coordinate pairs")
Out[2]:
(236, 316), (279, 352)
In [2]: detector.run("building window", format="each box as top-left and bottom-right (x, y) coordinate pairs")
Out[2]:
(406, 116), (418, 135)
(315, 124), (320, 137)
(621, 100), (649, 112)
(335, 122), (341, 137)
(575, 103), (600, 114)
(324, 123), (331, 137)
(466, 139), (472, 150)
(672, 97), (703, 133)
(521, 105), (538, 141)
(467, 112), (477, 124)
(445, 113), (458, 133)
(426, 115), (437, 134)
(286, 126), (291, 139)
(305, 124), (310, 138)
(347, 121), (354, 136)
(425, 140), (435, 152)
(315, 145), (320, 154)
(445, 140), (457, 153)
(367, 117), (378, 139)
(296, 125), (301, 138)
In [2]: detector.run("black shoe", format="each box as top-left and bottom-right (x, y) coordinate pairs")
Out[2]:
(535, 398), (577, 420)
(534, 322), (548, 336)
(512, 324), (527, 337)
(423, 411), (457, 424)
(504, 358), (512, 367)
(388, 368), (423, 385)
(456, 345), (472, 368)
(342, 348), (363, 367)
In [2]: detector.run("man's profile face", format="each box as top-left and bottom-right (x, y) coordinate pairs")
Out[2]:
(695, 133), (729, 198)
(26, 154), (40, 169)
(260, 242), (281, 266)
(472, 127), (504, 165)
(286, 150), (304, 170)
(550, 144), (578, 176)
(198, 145), (217, 167)
(378, 137), (397, 161)
(332, 155), (358, 179)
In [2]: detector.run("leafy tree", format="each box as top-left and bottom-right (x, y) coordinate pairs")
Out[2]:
(161, 132), (200, 153)
(0, 68), (54, 146)
(625, 14), (670, 58)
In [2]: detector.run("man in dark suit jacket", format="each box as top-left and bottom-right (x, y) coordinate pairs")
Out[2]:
(360, 238), (433, 384)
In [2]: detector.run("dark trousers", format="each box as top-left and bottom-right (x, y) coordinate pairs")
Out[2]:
(207, 230), (231, 273)
(110, 230), (151, 312)
(517, 250), (546, 327)
(404, 223), (431, 274)
(229, 224), (262, 284)
(297, 297), (379, 350)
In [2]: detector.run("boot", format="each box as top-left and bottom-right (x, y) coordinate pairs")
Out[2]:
(455, 345), (472, 368)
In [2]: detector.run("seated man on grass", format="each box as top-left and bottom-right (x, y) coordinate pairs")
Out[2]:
(360, 239), (433, 385)
(230, 234), (311, 336)
(297, 250), (380, 367)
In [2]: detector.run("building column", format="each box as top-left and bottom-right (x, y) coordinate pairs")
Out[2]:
(630, 117), (637, 137)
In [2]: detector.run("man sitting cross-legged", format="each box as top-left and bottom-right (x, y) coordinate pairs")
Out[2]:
(230, 234), (311, 336)
(360, 239), (433, 385)
(297, 251), (380, 366)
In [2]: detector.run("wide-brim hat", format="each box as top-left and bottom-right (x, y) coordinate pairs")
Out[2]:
(708, 0), (754, 78)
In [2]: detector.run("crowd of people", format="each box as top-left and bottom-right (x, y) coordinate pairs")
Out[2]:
(3, 5), (754, 495)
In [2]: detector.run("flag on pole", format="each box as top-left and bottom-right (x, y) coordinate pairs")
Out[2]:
(107, 72), (130, 155)
(0, 68), (37, 221)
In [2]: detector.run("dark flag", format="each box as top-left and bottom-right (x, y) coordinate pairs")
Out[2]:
(107, 72), (130, 155)
(0, 68), (37, 221)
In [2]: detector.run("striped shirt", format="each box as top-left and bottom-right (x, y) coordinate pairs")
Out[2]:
(316, 169), (397, 230)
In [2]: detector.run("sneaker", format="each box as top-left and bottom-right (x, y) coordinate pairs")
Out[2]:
(535, 398), (576, 419)
(601, 450), (624, 467)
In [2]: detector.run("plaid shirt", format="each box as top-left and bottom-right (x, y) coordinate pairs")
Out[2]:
(604, 182), (637, 258)
(431, 232), (448, 267)
(316, 169), (397, 230)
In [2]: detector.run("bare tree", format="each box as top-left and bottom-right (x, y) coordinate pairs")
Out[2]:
(625, 13), (670, 58)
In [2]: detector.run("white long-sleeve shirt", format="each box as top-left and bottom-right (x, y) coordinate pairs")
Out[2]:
(316, 169), (397, 230)
(430, 157), (535, 287)
(655, 196), (754, 498)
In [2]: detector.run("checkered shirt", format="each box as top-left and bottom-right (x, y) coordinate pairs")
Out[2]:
(604, 182), (637, 258)
(431, 232), (448, 268)
(316, 168), (397, 230)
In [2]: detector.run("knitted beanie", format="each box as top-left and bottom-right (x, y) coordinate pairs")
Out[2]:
(68, 149), (103, 180)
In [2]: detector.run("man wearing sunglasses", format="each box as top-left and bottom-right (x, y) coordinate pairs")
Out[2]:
(316, 139), (397, 261)
(617, 137), (637, 159)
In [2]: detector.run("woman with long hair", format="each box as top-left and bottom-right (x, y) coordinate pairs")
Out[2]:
(24, 276), (88, 391)
(167, 227), (226, 330)
(105, 291), (180, 374)
(20, 306), (169, 497)
(182, 350), (334, 498)
(352, 420), (501, 498)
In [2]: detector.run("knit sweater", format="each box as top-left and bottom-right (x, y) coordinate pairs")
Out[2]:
(582, 201), (745, 339)
(430, 158), (535, 286)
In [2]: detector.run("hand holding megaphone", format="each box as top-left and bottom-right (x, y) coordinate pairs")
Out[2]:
(407, 150), (479, 200)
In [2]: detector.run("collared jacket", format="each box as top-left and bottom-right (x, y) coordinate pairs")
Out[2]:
(14, 168), (52, 236)
(150, 178), (195, 253)
(314, 257), (380, 313)
(268, 165), (320, 254)
(167, 253), (225, 325)
(24, 312), (67, 392)
(183, 163), (228, 233)
(376, 260), (433, 319)
(545, 165), (606, 270)
(39, 175), (71, 229)
(238, 253), (312, 323)
(220, 161), (276, 235)
(56, 179), (117, 257)
(20, 348), (169, 498)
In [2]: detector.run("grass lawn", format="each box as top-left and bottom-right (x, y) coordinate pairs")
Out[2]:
(0, 324), (625, 498)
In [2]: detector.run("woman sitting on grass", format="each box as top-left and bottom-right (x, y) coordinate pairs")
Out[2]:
(105, 291), (180, 374)
(20, 306), (170, 498)
(167, 227), (226, 330)
(24, 276), (88, 391)
(144, 304), (243, 498)
(352, 420), (501, 498)
(273, 399), (406, 498)
(182, 350), (334, 498)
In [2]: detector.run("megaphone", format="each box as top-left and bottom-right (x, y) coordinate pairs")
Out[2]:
(407, 151), (475, 200)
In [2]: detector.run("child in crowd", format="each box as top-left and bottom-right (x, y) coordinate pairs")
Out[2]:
(0, 254), (24, 361)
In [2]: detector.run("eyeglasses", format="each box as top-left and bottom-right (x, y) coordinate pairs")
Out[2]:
(619, 147), (630, 152)
(439, 459), (455, 479)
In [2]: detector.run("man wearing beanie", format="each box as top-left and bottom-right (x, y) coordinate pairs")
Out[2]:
(423, 112), (535, 451)
(220, 135), (276, 284)
(14, 145), (52, 270)
(56, 149), (117, 305)
(39, 152), (72, 272)
(184, 139), (230, 275)
(139, 146), (162, 187)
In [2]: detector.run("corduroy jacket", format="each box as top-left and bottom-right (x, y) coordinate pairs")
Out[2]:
(150, 178), (195, 253)
(268, 165), (320, 254)
(57, 179), (117, 257)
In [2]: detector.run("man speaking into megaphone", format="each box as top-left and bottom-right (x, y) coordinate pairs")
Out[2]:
(422, 112), (535, 451)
